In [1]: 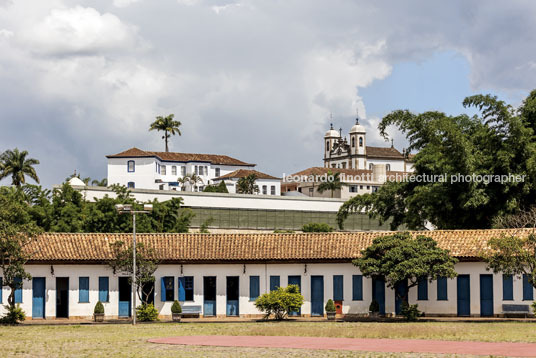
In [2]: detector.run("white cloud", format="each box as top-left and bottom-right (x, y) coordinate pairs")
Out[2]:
(113, 0), (141, 8)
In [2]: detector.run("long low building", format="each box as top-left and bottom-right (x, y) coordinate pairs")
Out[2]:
(1, 230), (534, 320)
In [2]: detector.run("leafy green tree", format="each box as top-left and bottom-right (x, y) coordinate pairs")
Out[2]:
(338, 92), (536, 230)
(353, 233), (457, 311)
(203, 181), (229, 193)
(108, 241), (159, 305)
(254, 285), (304, 320)
(302, 223), (334, 232)
(317, 171), (342, 198)
(0, 148), (40, 186)
(149, 114), (181, 152)
(91, 178), (108, 187)
(50, 183), (85, 232)
(236, 174), (259, 194)
(0, 187), (41, 323)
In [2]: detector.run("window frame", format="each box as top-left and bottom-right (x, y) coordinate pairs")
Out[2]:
(437, 277), (448, 301)
(249, 276), (260, 301)
(162, 276), (175, 302)
(179, 276), (194, 302)
(99, 276), (110, 303)
(417, 277), (428, 301)
(352, 275), (363, 301)
(127, 160), (135, 173)
(79, 276), (90, 303)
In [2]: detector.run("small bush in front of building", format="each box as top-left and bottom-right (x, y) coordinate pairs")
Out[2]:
(94, 301), (105, 315)
(171, 300), (182, 314)
(255, 284), (304, 320)
(369, 300), (380, 313)
(136, 303), (159, 322)
(302, 223), (334, 232)
(325, 299), (336, 312)
(0, 304), (26, 324)
(400, 302), (420, 321)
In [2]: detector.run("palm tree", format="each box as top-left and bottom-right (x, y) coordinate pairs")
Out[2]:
(317, 171), (342, 198)
(149, 114), (181, 152)
(0, 148), (40, 186)
(236, 174), (259, 194)
(179, 173), (203, 192)
(91, 178), (108, 187)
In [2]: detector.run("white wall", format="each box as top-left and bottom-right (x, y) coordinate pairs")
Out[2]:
(2, 262), (533, 319)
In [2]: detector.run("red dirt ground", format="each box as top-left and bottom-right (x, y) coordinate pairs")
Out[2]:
(148, 335), (536, 357)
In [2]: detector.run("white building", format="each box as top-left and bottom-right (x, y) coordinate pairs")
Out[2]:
(107, 147), (268, 192)
(2, 229), (534, 320)
(212, 169), (281, 195)
(324, 118), (414, 172)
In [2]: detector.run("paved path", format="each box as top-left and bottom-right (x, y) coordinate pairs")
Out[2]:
(149, 335), (536, 357)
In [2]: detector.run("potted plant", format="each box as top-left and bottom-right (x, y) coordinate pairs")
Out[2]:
(325, 299), (336, 321)
(171, 300), (182, 322)
(368, 299), (380, 318)
(94, 301), (105, 322)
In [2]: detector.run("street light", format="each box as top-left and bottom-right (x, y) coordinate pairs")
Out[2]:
(115, 203), (153, 325)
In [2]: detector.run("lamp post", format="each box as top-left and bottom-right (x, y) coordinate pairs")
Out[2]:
(115, 203), (153, 325)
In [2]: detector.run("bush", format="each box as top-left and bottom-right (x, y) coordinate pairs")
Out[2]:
(369, 300), (380, 313)
(325, 299), (336, 312)
(171, 300), (182, 314)
(302, 223), (334, 232)
(203, 181), (229, 193)
(400, 302), (420, 321)
(0, 304), (26, 324)
(255, 285), (304, 320)
(136, 303), (159, 322)
(94, 301), (104, 314)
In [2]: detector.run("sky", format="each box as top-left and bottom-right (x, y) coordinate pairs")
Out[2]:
(1, 0), (535, 188)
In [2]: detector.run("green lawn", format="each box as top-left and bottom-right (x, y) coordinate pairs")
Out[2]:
(1, 321), (535, 357)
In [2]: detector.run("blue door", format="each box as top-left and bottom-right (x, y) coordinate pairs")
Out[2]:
(32, 277), (46, 319)
(118, 277), (131, 317)
(311, 276), (324, 316)
(204, 276), (217, 316)
(372, 277), (386, 315)
(395, 280), (408, 315)
(288, 275), (301, 316)
(457, 275), (471, 316)
(226, 276), (239, 316)
(480, 274), (494, 317)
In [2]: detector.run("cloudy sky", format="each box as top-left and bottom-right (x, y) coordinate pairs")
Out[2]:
(1, 0), (535, 187)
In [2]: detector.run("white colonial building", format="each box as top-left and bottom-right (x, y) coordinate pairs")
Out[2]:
(2, 230), (534, 320)
(324, 118), (414, 172)
(106, 148), (279, 194)
(213, 169), (281, 195)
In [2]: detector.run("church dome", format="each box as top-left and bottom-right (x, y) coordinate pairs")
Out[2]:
(68, 177), (86, 186)
(324, 129), (340, 137)
(350, 117), (366, 133)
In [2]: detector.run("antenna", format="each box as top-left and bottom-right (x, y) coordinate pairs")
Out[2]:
(391, 139), (394, 148)
(356, 108), (359, 124)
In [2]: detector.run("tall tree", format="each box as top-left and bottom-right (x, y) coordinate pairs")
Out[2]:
(91, 178), (108, 187)
(316, 171), (342, 198)
(0, 187), (41, 323)
(338, 91), (536, 230)
(236, 174), (259, 194)
(149, 114), (181, 152)
(0, 149), (40, 186)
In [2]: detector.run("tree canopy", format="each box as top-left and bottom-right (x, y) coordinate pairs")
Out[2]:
(338, 91), (536, 230)
(316, 171), (342, 198)
(149, 114), (181, 152)
(0, 148), (40, 186)
(236, 174), (259, 194)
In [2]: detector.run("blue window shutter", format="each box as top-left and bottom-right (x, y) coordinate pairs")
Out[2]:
(79, 277), (89, 303)
(178, 277), (186, 301)
(503, 274), (513, 301)
(333, 275), (343, 301)
(14, 277), (22, 303)
(98, 277), (109, 302)
(269, 276), (280, 291)
(161, 277), (166, 302)
(437, 277), (448, 300)
(523, 274), (534, 300)
(352, 275), (362, 300)
(250, 276), (260, 300)
(418, 277), (428, 300)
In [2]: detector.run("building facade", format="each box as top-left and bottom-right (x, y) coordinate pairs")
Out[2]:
(212, 169), (281, 195)
(2, 230), (534, 320)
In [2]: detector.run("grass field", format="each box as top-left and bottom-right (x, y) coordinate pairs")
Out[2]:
(1, 321), (535, 357)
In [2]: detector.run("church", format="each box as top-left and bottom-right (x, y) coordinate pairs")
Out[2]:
(324, 117), (413, 173)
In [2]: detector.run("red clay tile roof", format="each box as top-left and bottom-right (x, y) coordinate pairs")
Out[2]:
(24, 229), (533, 263)
(366, 146), (404, 159)
(106, 147), (254, 166)
(214, 169), (280, 180)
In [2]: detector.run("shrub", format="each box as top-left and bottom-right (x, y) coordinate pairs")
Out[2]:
(302, 223), (334, 232)
(369, 300), (380, 313)
(171, 300), (182, 314)
(0, 304), (26, 324)
(136, 303), (159, 322)
(400, 302), (420, 321)
(325, 299), (336, 312)
(94, 301), (104, 314)
(255, 285), (304, 320)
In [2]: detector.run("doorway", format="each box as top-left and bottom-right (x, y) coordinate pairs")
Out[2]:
(32, 277), (46, 319)
(395, 280), (408, 315)
(457, 275), (471, 316)
(56, 277), (69, 318)
(288, 275), (301, 316)
(480, 274), (494, 317)
(311, 276), (324, 316)
(118, 277), (131, 318)
(204, 276), (217, 316)
(372, 277), (386, 315)
(226, 276), (239, 316)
